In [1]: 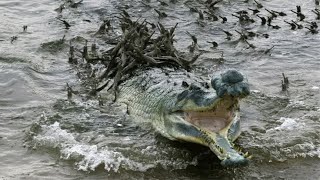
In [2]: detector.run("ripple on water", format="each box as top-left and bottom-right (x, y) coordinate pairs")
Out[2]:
(1, 0), (320, 179)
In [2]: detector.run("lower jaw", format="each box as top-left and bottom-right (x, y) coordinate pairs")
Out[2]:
(182, 110), (248, 166)
(199, 125), (248, 167)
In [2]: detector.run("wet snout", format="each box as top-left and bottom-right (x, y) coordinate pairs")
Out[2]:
(221, 153), (249, 167)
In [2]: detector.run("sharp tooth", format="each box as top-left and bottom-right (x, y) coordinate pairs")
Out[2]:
(219, 147), (224, 153)
(244, 152), (249, 157)
(235, 147), (241, 152)
(246, 155), (253, 159)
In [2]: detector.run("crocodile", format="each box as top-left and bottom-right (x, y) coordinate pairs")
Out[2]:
(112, 67), (250, 167)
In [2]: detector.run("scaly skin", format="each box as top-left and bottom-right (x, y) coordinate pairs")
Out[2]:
(116, 67), (250, 167)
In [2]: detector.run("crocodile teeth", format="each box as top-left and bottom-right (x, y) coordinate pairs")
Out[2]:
(244, 152), (249, 157)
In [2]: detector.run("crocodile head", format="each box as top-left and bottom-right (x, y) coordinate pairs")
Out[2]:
(168, 70), (250, 167)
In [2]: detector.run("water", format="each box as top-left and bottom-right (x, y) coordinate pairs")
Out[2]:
(1, 0), (320, 179)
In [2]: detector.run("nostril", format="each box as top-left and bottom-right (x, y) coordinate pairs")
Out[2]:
(242, 85), (250, 96)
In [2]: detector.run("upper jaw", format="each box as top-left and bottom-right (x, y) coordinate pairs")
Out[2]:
(173, 69), (249, 112)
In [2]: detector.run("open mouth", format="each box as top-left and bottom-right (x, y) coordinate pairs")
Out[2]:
(180, 97), (250, 167)
(184, 97), (237, 133)
(170, 70), (250, 166)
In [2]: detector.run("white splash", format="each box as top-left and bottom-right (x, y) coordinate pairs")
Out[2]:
(276, 117), (305, 130)
(60, 144), (152, 172)
(308, 147), (320, 158)
(268, 117), (305, 132)
(251, 90), (260, 93)
(33, 122), (77, 147)
(33, 122), (154, 172)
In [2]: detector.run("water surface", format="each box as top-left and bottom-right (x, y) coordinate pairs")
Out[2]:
(0, 0), (320, 179)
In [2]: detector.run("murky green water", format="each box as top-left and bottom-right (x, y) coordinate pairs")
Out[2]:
(1, 0), (320, 179)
